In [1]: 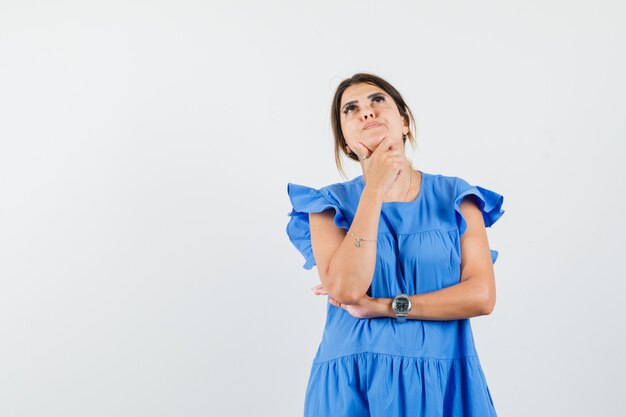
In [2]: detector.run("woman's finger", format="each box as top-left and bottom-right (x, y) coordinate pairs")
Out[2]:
(310, 284), (328, 295)
(329, 298), (342, 309)
(355, 142), (371, 161)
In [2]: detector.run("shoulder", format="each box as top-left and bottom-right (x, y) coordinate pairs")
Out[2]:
(289, 175), (359, 193)
(286, 175), (360, 216)
(317, 176), (362, 202)
(423, 171), (472, 196)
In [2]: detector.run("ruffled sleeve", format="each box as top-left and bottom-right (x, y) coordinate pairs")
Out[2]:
(453, 178), (505, 264)
(286, 183), (349, 270)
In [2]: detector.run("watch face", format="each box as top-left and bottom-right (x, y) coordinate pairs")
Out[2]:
(394, 297), (410, 313)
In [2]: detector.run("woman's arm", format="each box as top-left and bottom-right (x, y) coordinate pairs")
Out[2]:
(378, 197), (496, 320)
(328, 197), (497, 320)
(309, 183), (385, 305)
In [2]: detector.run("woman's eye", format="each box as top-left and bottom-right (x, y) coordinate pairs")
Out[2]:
(342, 96), (384, 114)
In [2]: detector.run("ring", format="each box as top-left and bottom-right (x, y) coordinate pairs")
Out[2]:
(361, 155), (370, 160)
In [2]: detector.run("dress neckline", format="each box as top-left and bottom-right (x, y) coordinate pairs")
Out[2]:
(357, 170), (426, 206)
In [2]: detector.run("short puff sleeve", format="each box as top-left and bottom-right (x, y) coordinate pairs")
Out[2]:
(286, 183), (349, 270)
(453, 178), (505, 264)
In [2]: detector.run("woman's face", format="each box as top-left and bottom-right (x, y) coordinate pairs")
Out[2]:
(339, 82), (409, 156)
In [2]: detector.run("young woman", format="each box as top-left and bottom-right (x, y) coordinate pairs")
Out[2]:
(286, 73), (505, 416)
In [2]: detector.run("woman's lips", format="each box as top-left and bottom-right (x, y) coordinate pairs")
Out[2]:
(364, 122), (382, 130)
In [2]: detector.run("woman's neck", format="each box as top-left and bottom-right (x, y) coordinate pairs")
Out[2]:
(364, 162), (419, 202)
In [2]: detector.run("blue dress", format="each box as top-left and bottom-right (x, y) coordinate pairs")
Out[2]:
(286, 170), (505, 417)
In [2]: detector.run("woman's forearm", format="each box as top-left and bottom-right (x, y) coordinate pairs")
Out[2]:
(377, 277), (493, 320)
(326, 184), (384, 305)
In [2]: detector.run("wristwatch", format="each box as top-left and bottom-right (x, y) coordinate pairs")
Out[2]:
(392, 294), (412, 323)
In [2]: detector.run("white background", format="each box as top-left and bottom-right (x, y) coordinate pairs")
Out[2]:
(1, 1), (625, 416)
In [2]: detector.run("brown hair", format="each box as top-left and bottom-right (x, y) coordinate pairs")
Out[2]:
(330, 73), (418, 179)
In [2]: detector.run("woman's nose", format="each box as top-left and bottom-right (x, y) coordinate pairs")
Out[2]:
(361, 106), (375, 120)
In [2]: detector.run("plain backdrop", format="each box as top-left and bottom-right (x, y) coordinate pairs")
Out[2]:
(1, 1), (625, 416)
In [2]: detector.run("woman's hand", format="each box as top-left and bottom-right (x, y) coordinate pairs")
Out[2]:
(353, 136), (405, 196)
(310, 284), (391, 319)
(310, 283), (329, 296)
